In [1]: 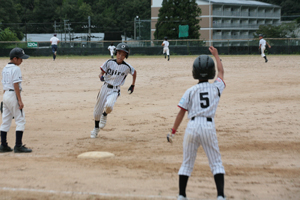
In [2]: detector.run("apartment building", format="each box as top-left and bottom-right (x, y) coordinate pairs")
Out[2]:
(151, 0), (281, 44)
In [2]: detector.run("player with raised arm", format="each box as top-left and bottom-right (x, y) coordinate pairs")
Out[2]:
(167, 46), (226, 200)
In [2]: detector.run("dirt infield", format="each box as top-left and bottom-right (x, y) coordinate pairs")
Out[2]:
(0, 54), (299, 200)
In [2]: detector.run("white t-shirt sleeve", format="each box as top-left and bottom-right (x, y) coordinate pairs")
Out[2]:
(178, 89), (191, 111)
(213, 77), (225, 94)
(12, 67), (22, 84)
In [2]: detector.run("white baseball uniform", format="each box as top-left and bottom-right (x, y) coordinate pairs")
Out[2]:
(162, 41), (170, 55)
(259, 38), (266, 57)
(93, 59), (135, 121)
(50, 36), (59, 45)
(177, 77), (226, 176)
(108, 45), (116, 56)
(0, 63), (26, 132)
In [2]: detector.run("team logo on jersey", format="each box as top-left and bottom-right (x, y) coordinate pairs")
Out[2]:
(106, 69), (125, 76)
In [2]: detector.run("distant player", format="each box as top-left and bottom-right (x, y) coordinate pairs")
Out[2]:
(90, 43), (137, 138)
(0, 48), (32, 153)
(161, 36), (170, 61)
(167, 46), (226, 200)
(258, 34), (271, 63)
(50, 34), (60, 61)
(108, 43), (116, 59)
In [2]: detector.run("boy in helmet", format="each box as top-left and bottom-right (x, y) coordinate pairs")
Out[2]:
(0, 47), (32, 153)
(161, 36), (170, 61)
(167, 46), (226, 200)
(90, 43), (137, 138)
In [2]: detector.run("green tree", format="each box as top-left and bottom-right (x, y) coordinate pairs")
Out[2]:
(254, 21), (300, 38)
(154, 0), (201, 40)
(0, 28), (19, 41)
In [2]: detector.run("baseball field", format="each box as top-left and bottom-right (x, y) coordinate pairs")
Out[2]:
(0, 54), (299, 200)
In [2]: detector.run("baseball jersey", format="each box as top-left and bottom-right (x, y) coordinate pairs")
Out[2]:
(163, 41), (169, 48)
(108, 45), (115, 51)
(2, 63), (22, 91)
(178, 77), (225, 119)
(259, 39), (266, 48)
(50, 36), (59, 45)
(101, 60), (135, 87)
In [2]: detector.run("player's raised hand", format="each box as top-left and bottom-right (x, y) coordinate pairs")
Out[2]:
(209, 46), (219, 57)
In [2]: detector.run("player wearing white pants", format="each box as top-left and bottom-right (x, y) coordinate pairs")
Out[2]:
(0, 47), (32, 153)
(108, 43), (116, 59)
(167, 46), (226, 200)
(91, 43), (137, 139)
(259, 34), (271, 63)
(162, 37), (170, 61)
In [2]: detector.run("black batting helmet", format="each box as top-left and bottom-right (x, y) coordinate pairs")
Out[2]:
(192, 55), (215, 80)
(115, 43), (130, 58)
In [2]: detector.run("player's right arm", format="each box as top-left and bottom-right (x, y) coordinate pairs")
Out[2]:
(209, 46), (224, 80)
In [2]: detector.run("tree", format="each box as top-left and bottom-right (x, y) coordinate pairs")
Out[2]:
(0, 28), (19, 41)
(254, 21), (300, 38)
(154, 0), (201, 40)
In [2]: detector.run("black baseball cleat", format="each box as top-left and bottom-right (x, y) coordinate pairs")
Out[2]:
(265, 59), (268, 63)
(14, 145), (32, 153)
(0, 145), (13, 153)
(168, 57), (170, 61)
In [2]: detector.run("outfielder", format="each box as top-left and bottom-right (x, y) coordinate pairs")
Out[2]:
(108, 43), (116, 59)
(167, 46), (226, 200)
(91, 43), (137, 138)
(50, 34), (60, 61)
(0, 48), (32, 153)
(258, 34), (271, 63)
(161, 36), (170, 61)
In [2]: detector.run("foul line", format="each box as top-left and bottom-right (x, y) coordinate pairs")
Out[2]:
(0, 187), (178, 199)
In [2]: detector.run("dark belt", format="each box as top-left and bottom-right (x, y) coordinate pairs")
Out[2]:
(107, 84), (114, 89)
(9, 89), (14, 91)
(191, 117), (212, 122)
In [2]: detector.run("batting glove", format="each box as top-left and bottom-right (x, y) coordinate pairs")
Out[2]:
(100, 76), (105, 82)
(128, 85), (135, 94)
(167, 129), (176, 144)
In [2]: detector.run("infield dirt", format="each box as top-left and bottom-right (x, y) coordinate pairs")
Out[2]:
(0, 55), (299, 200)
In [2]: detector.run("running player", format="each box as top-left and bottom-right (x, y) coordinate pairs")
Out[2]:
(108, 43), (116, 59)
(0, 47), (32, 153)
(90, 43), (137, 138)
(258, 34), (271, 63)
(161, 37), (170, 61)
(50, 34), (60, 61)
(167, 46), (226, 200)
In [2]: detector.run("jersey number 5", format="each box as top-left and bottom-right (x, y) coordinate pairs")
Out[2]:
(200, 92), (209, 108)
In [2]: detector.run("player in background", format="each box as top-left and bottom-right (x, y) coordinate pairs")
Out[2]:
(50, 34), (60, 61)
(161, 36), (170, 61)
(90, 43), (137, 138)
(167, 46), (226, 200)
(258, 34), (271, 63)
(108, 43), (116, 59)
(0, 48), (32, 153)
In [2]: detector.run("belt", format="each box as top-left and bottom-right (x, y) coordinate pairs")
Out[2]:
(9, 89), (14, 91)
(191, 116), (212, 122)
(105, 83), (119, 89)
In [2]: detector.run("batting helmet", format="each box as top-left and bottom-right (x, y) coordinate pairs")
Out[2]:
(192, 55), (215, 80)
(115, 43), (130, 58)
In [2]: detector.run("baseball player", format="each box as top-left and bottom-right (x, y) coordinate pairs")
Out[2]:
(161, 36), (170, 61)
(167, 46), (226, 200)
(258, 34), (271, 63)
(50, 34), (60, 61)
(108, 43), (116, 59)
(90, 43), (137, 138)
(0, 48), (32, 153)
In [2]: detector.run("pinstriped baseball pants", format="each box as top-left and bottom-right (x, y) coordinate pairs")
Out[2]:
(178, 117), (225, 176)
(93, 84), (119, 121)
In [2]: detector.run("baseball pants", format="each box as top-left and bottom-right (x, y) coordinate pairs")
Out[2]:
(178, 117), (225, 176)
(163, 47), (169, 56)
(110, 50), (114, 57)
(0, 91), (26, 132)
(261, 47), (266, 57)
(93, 84), (119, 121)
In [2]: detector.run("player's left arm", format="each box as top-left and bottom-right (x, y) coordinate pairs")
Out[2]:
(266, 41), (271, 48)
(99, 70), (105, 81)
(128, 70), (137, 94)
(161, 42), (164, 47)
(14, 82), (23, 110)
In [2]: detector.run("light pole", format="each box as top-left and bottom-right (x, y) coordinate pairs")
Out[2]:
(209, 0), (212, 46)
